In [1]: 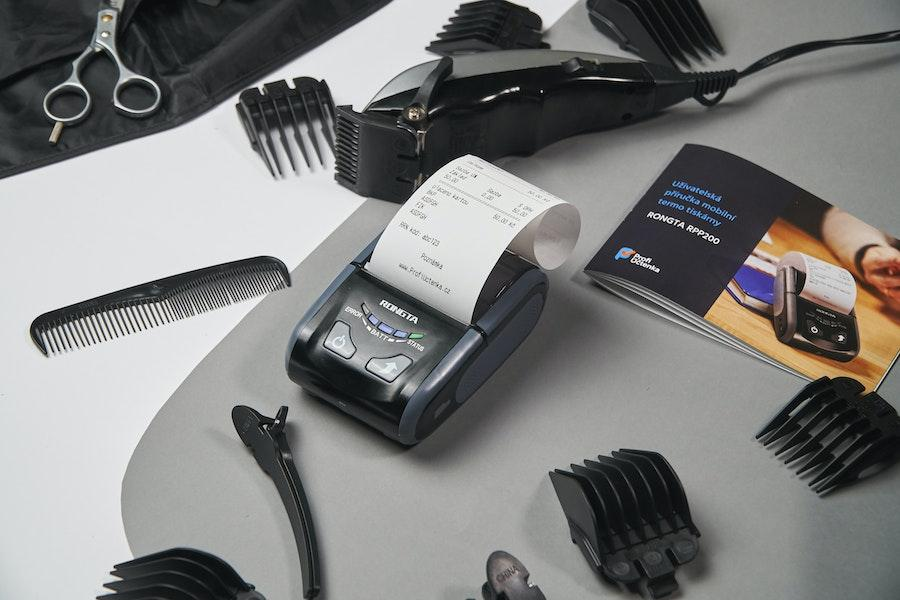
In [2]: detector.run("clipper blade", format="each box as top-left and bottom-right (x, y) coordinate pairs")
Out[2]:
(237, 77), (336, 178)
(333, 105), (419, 202)
(550, 449), (700, 599)
(427, 1), (549, 56)
(98, 547), (265, 600)
(587, 0), (724, 69)
(30, 256), (290, 356)
(757, 376), (900, 495)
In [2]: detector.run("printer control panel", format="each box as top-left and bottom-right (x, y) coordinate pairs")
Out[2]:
(322, 299), (431, 383)
(288, 267), (470, 433)
(796, 297), (857, 351)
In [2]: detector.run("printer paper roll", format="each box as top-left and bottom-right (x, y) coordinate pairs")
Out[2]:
(366, 155), (580, 323)
(779, 251), (857, 314)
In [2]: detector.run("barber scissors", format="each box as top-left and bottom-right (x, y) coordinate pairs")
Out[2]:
(43, 0), (162, 144)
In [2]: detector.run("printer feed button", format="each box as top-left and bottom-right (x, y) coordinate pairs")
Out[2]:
(324, 321), (356, 359)
(366, 355), (413, 382)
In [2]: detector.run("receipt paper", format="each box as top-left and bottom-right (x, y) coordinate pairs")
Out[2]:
(366, 155), (581, 323)
(779, 251), (857, 314)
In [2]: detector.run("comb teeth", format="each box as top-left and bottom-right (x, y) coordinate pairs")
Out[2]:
(758, 377), (900, 495)
(587, 0), (724, 69)
(237, 77), (336, 179)
(426, 0), (548, 56)
(334, 110), (361, 187)
(98, 547), (265, 600)
(30, 256), (290, 356)
(550, 449), (700, 599)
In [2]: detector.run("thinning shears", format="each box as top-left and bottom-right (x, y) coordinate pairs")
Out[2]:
(43, 0), (162, 144)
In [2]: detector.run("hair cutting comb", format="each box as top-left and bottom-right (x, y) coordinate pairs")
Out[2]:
(586, 0), (724, 69)
(757, 376), (900, 495)
(550, 449), (701, 599)
(427, 1), (549, 56)
(98, 547), (265, 600)
(237, 77), (336, 178)
(30, 256), (290, 356)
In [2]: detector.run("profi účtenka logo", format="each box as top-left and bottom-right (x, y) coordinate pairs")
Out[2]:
(615, 247), (636, 261)
(614, 246), (660, 273)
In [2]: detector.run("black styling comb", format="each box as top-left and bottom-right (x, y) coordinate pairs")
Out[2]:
(757, 376), (900, 496)
(98, 547), (265, 600)
(30, 256), (290, 356)
(427, 1), (549, 56)
(233, 405), (321, 599)
(550, 449), (700, 599)
(237, 77), (336, 178)
(586, 0), (724, 69)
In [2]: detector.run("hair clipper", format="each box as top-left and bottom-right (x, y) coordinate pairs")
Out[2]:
(334, 49), (733, 202)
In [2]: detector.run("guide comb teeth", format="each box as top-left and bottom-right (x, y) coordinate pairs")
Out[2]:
(757, 376), (900, 495)
(97, 547), (265, 600)
(427, 0), (549, 56)
(237, 77), (336, 178)
(587, 0), (724, 69)
(550, 449), (700, 599)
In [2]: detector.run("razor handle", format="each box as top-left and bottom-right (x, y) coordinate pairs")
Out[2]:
(336, 51), (695, 202)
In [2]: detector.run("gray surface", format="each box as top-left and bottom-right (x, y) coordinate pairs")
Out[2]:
(122, 2), (900, 598)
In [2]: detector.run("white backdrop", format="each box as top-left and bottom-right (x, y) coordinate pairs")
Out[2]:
(0, 2), (570, 597)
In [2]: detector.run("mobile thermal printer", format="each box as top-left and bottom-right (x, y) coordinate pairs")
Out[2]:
(286, 155), (579, 445)
(773, 251), (860, 362)
(286, 239), (547, 445)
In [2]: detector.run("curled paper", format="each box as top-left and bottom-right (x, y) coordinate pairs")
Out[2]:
(779, 251), (857, 315)
(366, 155), (581, 323)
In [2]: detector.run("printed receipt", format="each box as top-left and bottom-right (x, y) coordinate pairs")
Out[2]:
(366, 155), (581, 323)
(779, 251), (857, 314)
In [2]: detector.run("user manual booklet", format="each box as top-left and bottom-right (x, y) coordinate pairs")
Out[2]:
(585, 144), (900, 391)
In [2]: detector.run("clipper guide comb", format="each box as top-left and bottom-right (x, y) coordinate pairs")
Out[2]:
(98, 547), (265, 600)
(550, 449), (700, 599)
(427, 1), (549, 56)
(586, 0), (724, 69)
(757, 376), (900, 495)
(30, 256), (290, 356)
(237, 77), (336, 178)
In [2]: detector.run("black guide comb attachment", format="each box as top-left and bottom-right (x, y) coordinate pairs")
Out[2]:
(97, 547), (265, 600)
(30, 257), (290, 356)
(481, 551), (546, 600)
(427, 1), (549, 56)
(550, 449), (700, 599)
(236, 77), (336, 178)
(232, 405), (321, 599)
(757, 376), (900, 496)
(586, 0), (724, 69)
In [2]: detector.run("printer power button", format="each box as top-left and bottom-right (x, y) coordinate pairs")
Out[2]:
(324, 321), (356, 358)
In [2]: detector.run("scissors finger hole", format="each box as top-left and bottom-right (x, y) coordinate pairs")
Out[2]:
(44, 86), (90, 123)
(114, 78), (162, 116)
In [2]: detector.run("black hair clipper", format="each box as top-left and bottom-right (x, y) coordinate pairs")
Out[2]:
(334, 49), (734, 202)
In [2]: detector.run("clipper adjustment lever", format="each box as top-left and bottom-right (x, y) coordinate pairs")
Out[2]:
(232, 405), (321, 599)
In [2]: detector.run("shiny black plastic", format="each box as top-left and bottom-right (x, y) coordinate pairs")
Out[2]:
(334, 50), (697, 202)
(98, 547), (265, 600)
(550, 449), (701, 598)
(757, 376), (900, 495)
(233, 405), (321, 599)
